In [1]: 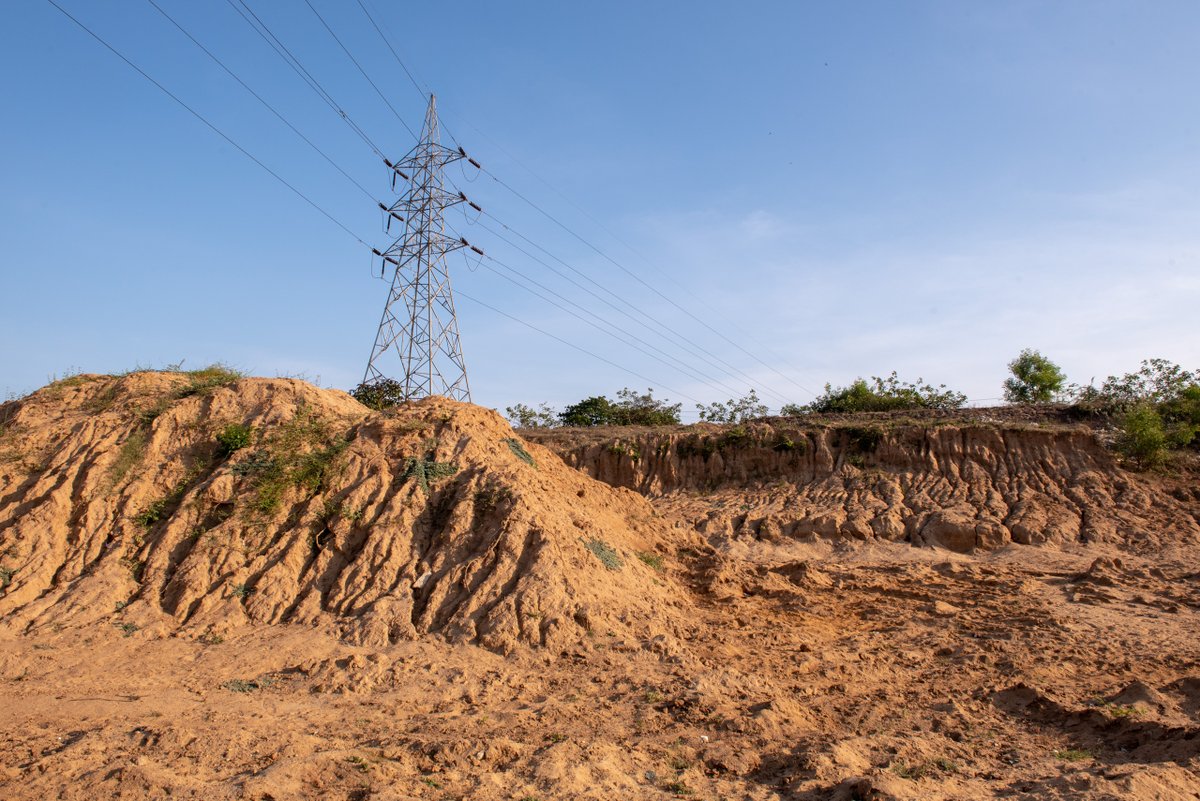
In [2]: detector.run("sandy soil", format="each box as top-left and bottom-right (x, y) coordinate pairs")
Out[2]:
(2, 374), (1198, 800)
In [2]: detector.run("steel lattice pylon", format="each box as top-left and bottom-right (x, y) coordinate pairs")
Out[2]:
(364, 94), (471, 401)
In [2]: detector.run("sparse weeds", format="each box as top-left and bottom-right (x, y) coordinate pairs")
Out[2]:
(582, 538), (622, 570)
(198, 632), (225, 645)
(235, 407), (349, 515)
(113, 621), (138, 637)
(636, 551), (664, 571)
(544, 733), (568, 744)
(107, 430), (148, 488)
(230, 582), (252, 600)
(176, 364), (245, 398)
(505, 437), (537, 467)
(474, 481), (515, 515)
(402, 455), (459, 493)
(119, 556), (145, 583)
(644, 689), (664, 703)
(1089, 699), (1141, 718)
(0, 566), (16, 590)
(1053, 748), (1093, 762)
(222, 676), (274, 693)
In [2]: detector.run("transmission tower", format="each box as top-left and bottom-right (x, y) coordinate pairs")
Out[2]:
(364, 94), (478, 401)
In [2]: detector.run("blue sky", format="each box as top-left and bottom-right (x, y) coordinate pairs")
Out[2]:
(2, 1), (1198, 416)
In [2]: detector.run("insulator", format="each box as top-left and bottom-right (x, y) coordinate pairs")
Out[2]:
(457, 146), (467, 157)
(378, 202), (387, 211)
(467, 158), (481, 169)
(460, 237), (470, 246)
(371, 248), (383, 257)
(468, 202), (482, 212)
(390, 211), (404, 221)
(383, 158), (394, 168)
(470, 245), (484, 256)
(384, 256), (400, 266)
(396, 169), (410, 181)
(458, 191), (467, 201)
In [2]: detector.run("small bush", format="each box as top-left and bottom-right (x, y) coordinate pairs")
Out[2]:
(1118, 403), (1168, 468)
(230, 582), (252, 600)
(215, 423), (253, 457)
(0, 566), (15, 590)
(1003, 349), (1066, 404)
(350, 378), (408, 411)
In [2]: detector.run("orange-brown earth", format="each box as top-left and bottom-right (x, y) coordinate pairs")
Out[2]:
(2, 373), (1199, 800)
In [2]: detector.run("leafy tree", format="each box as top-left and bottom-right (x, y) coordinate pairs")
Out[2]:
(800, 373), (967, 414)
(350, 378), (408, 410)
(559, 395), (618, 427)
(696, 390), (767, 423)
(1003, 349), (1067, 404)
(505, 402), (558, 429)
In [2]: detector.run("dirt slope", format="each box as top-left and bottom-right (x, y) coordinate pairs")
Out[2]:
(2, 375), (1199, 800)
(525, 420), (1200, 553)
(0, 373), (683, 653)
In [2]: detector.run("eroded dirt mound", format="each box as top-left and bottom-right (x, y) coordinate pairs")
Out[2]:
(0, 373), (682, 653)
(527, 421), (1200, 553)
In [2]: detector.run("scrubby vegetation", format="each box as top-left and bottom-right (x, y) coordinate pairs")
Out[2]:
(350, 378), (408, 410)
(788, 373), (967, 414)
(523, 388), (683, 427)
(1072, 359), (1200, 468)
(696, 390), (767, 423)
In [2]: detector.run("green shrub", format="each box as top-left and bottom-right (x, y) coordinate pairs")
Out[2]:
(0, 566), (15, 590)
(1118, 403), (1168, 468)
(802, 373), (966, 413)
(215, 423), (253, 457)
(350, 378), (407, 410)
(1003, 349), (1066, 403)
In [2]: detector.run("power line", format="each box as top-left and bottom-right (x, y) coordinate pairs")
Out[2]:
(146, 0), (378, 204)
(477, 164), (817, 398)
(455, 241), (735, 401)
(454, 289), (693, 403)
(459, 205), (797, 407)
(339, 0), (814, 402)
(224, 0), (388, 159)
(352, 0), (429, 103)
(461, 214), (771, 401)
(300, 0), (418, 141)
(44, 0), (371, 247)
(220, 0), (805, 405)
